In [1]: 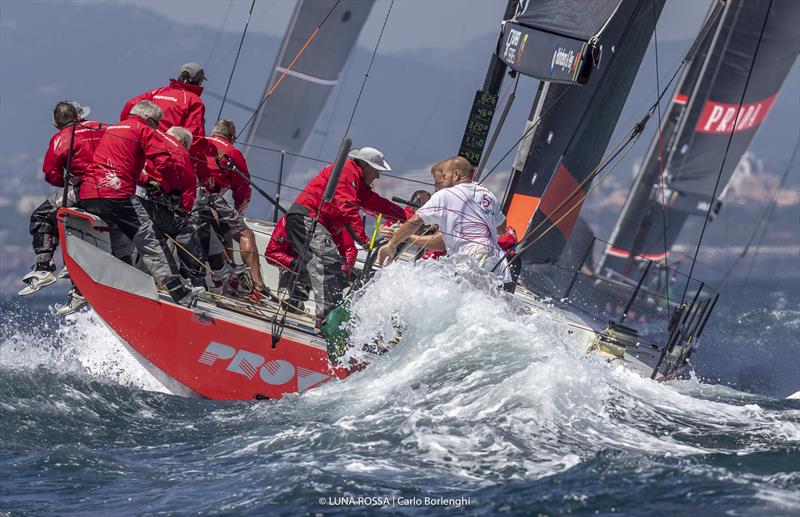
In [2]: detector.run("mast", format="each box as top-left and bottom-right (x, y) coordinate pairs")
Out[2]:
(598, 0), (800, 280)
(243, 0), (375, 202)
(457, 0), (517, 168)
(503, 0), (665, 265)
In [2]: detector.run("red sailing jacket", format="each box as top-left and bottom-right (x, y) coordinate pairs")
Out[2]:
(198, 135), (251, 212)
(265, 216), (357, 270)
(140, 130), (197, 212)
(293, 159), (406, 244)
(120, 79), (206, 140)
(42, 121), (105, 187)
(80, 115), (177, 201)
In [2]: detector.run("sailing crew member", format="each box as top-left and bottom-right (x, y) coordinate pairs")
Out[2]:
(287, 147), (407, 326)
(78, 100), (202, 305)
(137, 126), (209, 286)
(430, 159), (447, 191)
(378, 156), (512, 284)
(194, 118), (270, 300)
(264, 215), (357, 314)
(378, 189), (444, 259)
(120, 63), (207, 144)
(382, 167), (518, 265)
(20, 101), (104, 315)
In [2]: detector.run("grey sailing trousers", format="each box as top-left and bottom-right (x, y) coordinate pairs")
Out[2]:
(285, 212), (348, 322)
(29, 185), (78, 266)
(79, 196), (178, 286)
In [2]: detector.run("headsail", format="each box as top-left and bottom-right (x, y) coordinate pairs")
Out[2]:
(598, 0), (800, 279)
(242, 0), (374, 199)
(502, 0), (665, 264)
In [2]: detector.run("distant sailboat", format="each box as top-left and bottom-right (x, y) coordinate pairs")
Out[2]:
(599, 0), (800, 283)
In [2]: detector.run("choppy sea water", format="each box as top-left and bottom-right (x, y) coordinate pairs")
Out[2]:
(1, 261), (798, 515)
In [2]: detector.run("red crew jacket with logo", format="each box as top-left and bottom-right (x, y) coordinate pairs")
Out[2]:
(120, 79), (206, 140)
(80, 115), (177, 201)
(140, 130), (197, 212)
(293, 159), (406, 244)
(265, 216), (357, 270)
(42, 121), (105, 187)
(198, 135), (251, 213)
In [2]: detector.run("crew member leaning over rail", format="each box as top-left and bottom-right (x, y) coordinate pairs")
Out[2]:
(137, 126), (210, 288)
(286, 146), (407, 327)
(265, 214), (357, 315)
(20, 100), (105, 316)
(381, 166), (519, 268)
(193, 118), (270, 302)
(378, 156), (513, 287)
(78, 100), (202, 306)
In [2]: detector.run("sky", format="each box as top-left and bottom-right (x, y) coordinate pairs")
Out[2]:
(113, 0), (713, 53)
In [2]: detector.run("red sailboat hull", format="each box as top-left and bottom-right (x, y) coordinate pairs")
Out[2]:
(57, 208), (351, 400)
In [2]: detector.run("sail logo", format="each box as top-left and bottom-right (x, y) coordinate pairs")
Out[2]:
(153, 94), (178, 102)
(550, 47), (576, 73)
(197, 341), (330, 391)
(695, 94), (778, 134)
(504, 29), (522, 64)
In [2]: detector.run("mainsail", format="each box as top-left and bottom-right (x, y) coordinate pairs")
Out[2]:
(598, 0), (800, 279)
(243, 0), (374, 202)
(500, 0), (665, 264)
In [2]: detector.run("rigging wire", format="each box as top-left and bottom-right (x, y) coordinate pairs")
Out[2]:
(486, 51), (692, 273)
(344, 0), (395, 137)
(679, 0), (772, 307)
(479, 49), (687, 188)
(718, 137), (800, 291)
(205, 0), (235, 66)
(68, 124), (692, 330)
(395, 2), (490, 172)
(217, 0), (257, 121)
(239, 141), (330, 165)
(509, 125), (643, 261)
(236, 0), (344, 140)
(206, 1), (279, 72)
(475, 74), (520, 181)
(651, 0), (671, 322)
(317, 55), (354, 157)
(478, 85), (573, 186)
(478, 61), (686, 194)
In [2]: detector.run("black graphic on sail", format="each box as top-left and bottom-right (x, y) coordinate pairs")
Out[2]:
(502, 0), (664, 265)
(242, 0), (374, 199)
(498, 0), (623, 85)
(599, 0), (800, 278)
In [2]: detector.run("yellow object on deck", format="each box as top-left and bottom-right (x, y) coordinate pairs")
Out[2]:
(369, 214), (382, 250)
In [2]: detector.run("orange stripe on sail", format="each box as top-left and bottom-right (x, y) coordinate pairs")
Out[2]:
(505, 193), (540, 236)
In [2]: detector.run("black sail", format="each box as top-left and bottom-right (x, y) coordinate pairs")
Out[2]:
(503, 0), (665, 265)
(499, 0), (622, 85)
(599, 0), (800, 279)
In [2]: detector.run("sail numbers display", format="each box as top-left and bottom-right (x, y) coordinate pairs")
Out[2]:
(458, 90), (498, 166)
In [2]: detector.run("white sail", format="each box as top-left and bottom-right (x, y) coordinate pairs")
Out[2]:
(243, 0), (375, 211)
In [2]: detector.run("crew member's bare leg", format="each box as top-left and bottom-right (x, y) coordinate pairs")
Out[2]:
(235, 228), (266, 290)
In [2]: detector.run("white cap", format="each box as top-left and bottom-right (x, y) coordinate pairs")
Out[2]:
(68, 101), (91, 119)
(348, 147), (391, 171)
